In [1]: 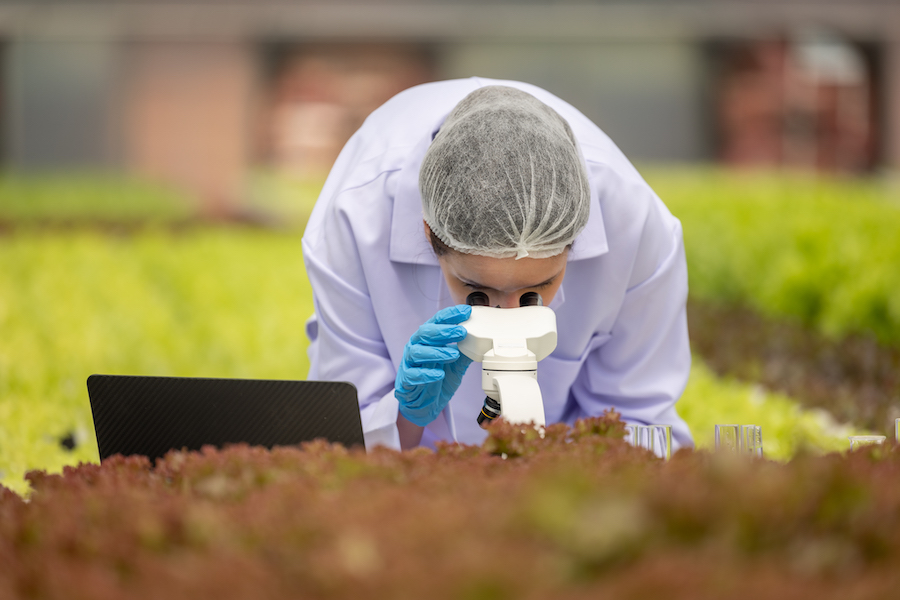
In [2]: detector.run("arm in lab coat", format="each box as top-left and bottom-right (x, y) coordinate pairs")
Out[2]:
(304, 248), (403, 451)
(570, 220), (694, 451)
(302, 176), (406, 451)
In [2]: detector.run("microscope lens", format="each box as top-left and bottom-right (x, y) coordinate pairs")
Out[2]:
(466, 291), (490, 306)
(519, 292), (543, 307)
(477, 397), (502, 428)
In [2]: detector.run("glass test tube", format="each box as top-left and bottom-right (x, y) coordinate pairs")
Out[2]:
(626, 424), (673, 461)
(715, 424), (740, 453)
(631, 425), (651, 451)
(741, 425), (764, 458)
(755, 426), (764, 457)
(655, 425), (673, 461)
(848, 435), (886, 451)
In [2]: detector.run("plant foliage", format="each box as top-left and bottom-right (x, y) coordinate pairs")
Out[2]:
(2, 414), (900, 599)
(0, 173), (196, 222)
(0, 229), (313, 494)
(647, 169), (900, 346)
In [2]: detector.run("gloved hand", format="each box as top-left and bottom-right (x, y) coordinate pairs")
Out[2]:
(395, 305), (473, 427)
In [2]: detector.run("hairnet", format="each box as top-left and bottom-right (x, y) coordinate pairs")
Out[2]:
(419, 85), (590, 260)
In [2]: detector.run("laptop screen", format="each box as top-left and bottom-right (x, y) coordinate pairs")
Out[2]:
(87, 375), (363, 461)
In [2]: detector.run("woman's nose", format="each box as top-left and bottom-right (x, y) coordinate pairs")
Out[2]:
(496, 294), (520, 309)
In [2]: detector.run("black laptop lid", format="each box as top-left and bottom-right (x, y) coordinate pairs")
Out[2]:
(87, 375), (363, 461)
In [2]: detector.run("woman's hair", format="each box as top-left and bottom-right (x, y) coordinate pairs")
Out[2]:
(427, 225), (452, 257)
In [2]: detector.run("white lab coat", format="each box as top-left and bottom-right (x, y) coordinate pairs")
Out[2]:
(302, 77), (693, 452)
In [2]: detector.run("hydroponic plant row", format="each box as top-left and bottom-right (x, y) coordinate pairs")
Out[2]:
(688, 299), (900, 432)
(3, 414), (900, 600)
(2, 227), (866, 496)
(648, 169), (900, 347)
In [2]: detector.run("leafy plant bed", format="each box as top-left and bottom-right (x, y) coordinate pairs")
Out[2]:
(3, 414), (900, 600)
(2, 228), (865, 496)
(0, 170), (321, 232)
(0, 229), (316, 494)
(0, 213), (284, 237)
(688, 298), (900, 432)
(646, 168), (900, 347)
(0, 173), (197, 223)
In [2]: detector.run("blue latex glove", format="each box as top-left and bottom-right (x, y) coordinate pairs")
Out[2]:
(395, 305), (474, 427)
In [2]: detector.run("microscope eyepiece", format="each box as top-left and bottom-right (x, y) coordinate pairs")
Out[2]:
(466, 291), (490, 306)
(519, 292), (543, 307)
(476, 397), (502, 429)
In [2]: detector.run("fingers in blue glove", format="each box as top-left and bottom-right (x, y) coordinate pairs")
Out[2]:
(427, 304), (472, 325)
(395, 305), (474, 428)
(398, 366), (445, 386)
(404, 344), (460, 365)
(411, 323), (467, 346)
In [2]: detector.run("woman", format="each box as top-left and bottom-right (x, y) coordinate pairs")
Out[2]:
(302, 78), (692, 451)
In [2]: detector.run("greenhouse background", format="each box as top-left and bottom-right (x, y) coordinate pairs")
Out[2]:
(0, 0), (899, 208)
(0, 0), (900, 478)
(1, 0), (899, 500)
(3, 1), (900, 596)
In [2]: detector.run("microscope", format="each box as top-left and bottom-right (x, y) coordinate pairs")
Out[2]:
(458, 292), (558, 429)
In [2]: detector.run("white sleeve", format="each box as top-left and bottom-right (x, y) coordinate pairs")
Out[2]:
(571, 221), (693, 450)
(302, 196), (402, 452)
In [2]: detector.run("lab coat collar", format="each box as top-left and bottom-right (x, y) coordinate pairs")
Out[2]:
(390, 124), (443, 267)
(389, 121), (609, 266)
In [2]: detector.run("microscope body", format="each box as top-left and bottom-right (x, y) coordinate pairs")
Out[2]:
(457, 304), (557, 427)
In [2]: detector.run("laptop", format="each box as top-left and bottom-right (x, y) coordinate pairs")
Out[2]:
(87, 375), (364, 462)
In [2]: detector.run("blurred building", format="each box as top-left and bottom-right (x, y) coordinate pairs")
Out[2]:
(714, 33), (878, 172)
(0, 1), (898, 212)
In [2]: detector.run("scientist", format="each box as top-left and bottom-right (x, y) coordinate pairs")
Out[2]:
(302, 78), (693, 451)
